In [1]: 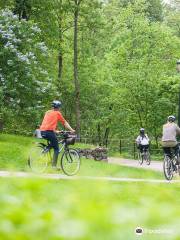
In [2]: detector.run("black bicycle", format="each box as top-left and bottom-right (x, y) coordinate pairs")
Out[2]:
(137, 147), (151, 165)
(28, 131), (81, 176)
(163, 148), (180, 180)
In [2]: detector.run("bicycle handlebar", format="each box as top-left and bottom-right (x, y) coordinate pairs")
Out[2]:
(56, 131), (77, 139)
(56, 130), (75, 135)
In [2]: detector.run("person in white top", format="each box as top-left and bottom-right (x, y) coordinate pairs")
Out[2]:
(136, 128), (150, 153)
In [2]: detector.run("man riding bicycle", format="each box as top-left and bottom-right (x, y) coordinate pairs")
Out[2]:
(161, 115), (180, 164)
(40, 100), (75, 168)
(136, 128), (150, 153)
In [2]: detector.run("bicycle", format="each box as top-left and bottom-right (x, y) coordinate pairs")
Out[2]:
(163, 148), (180, 180)
(28, 131), (81, 176)
(137, 147), (151, 165)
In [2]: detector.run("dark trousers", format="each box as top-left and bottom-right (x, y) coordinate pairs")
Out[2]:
(138, 144), (149, 153)
(163, 145), (179, 158)
(41, 131), (59, 155)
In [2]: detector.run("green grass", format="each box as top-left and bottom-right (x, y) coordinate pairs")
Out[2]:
(0, 134), (163, 179)
(0, 177), (179, 240)
(0, 134), (33, 170)
(0, 134), (179, 239)
(80, 158), (163, 179)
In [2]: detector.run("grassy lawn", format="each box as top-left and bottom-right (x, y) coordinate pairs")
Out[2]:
(0, 177), (179, 240)
(0, 134), (163, 179)
(0, 134), (179, 240)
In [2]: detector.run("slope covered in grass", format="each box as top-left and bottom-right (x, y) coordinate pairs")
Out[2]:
(0, 134), (163, 179)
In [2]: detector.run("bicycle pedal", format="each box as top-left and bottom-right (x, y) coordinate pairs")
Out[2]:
(173, 166), (177, 171)
(52, 166), (61, 171)
(44, 147), (49, 152)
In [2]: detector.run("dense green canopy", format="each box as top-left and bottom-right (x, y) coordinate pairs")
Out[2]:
(0, 0), (180, 143)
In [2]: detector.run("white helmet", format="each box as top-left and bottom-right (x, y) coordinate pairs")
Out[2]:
(167, 115), (176, 122)
(52, 100), (62, 108)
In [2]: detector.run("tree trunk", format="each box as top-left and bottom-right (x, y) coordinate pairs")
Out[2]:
(97, 123), (102, 146)
(14, 0), (31, 20)
(103, 127), (110, 147)
(154, 127), (159, 148)
(0, 117), (3, 131)
(57, 0), (63, 86)
(178, 90), (180, 127)
(73, 0), (81, 139)
(58, 53), (63, 82)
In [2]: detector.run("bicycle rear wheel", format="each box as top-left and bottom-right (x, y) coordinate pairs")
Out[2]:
(163, 155), (173, 180)
(61, 148), (80, 176)
(178, 164), (180, 176)
(138, 151), (143, 165)
(145, 151), (151, 165)
(28, 144), (50, 173)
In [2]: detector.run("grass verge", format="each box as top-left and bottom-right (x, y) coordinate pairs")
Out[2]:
(0, 177), (179, 240)
(0, 134), (163, 179)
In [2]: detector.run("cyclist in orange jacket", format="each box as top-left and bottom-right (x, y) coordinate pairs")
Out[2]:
(40, 100), (75, 168)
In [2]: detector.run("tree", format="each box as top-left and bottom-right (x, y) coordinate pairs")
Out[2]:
(164, 0), (180, 37)
(102, 0), (180, 139)
(0, 9), (54, 131)
(146, 0), (163, 22)
(13, 0), (32, 20)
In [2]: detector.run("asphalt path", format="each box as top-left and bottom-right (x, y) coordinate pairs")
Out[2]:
(108, 157), (163, 172)
(0, 170), (179, 184)
(0, 156), (179, 183)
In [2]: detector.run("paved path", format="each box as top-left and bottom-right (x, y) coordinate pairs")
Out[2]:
(108, 157), (163, 172)
(0, 157), (179, 184)
(0, 170), (180, 184)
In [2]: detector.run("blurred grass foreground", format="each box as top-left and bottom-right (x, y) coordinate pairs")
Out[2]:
(0, 134), (179, 240)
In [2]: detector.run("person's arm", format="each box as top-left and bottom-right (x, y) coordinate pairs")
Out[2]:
(136, 136), (140, 144)
(146, 134), (150, 142)
(57, 111), (75, 133)
(176, 125), (180, 135)
(64, 121), (75, 133)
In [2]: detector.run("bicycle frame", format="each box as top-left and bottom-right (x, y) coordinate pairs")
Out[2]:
(44, 138), (67, 154)
(137, 147), (150, 165)
(58, 141), (66, 153)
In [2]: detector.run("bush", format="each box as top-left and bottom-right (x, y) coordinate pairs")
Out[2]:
(0, 9), (55, 132)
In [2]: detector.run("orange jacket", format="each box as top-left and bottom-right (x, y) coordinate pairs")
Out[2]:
(40, 110), (65, 131)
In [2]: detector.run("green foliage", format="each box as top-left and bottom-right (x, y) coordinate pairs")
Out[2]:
(85, 0), (180, 140)
(0, 9), (56, 132)
(0, 177), (179, 239)
(146, 0), (163, 22)
(0, 0), (180, 144)
(164, 0), (180, 37)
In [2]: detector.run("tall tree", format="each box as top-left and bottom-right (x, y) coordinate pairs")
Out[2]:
(164, 0), (180, 36)
(13, 0), (32, 20)
(73, 0), (82, 138)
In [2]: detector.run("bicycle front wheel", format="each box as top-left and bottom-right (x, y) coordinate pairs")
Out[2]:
(28, 145), (50, 173)
(61, 148), (80, 176)
(163, 155), (173, 180)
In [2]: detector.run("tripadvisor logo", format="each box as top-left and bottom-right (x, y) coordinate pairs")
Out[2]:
(135, 227), (143, 235)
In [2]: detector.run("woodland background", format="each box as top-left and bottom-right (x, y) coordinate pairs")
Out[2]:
(0, 0), (180, 145)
